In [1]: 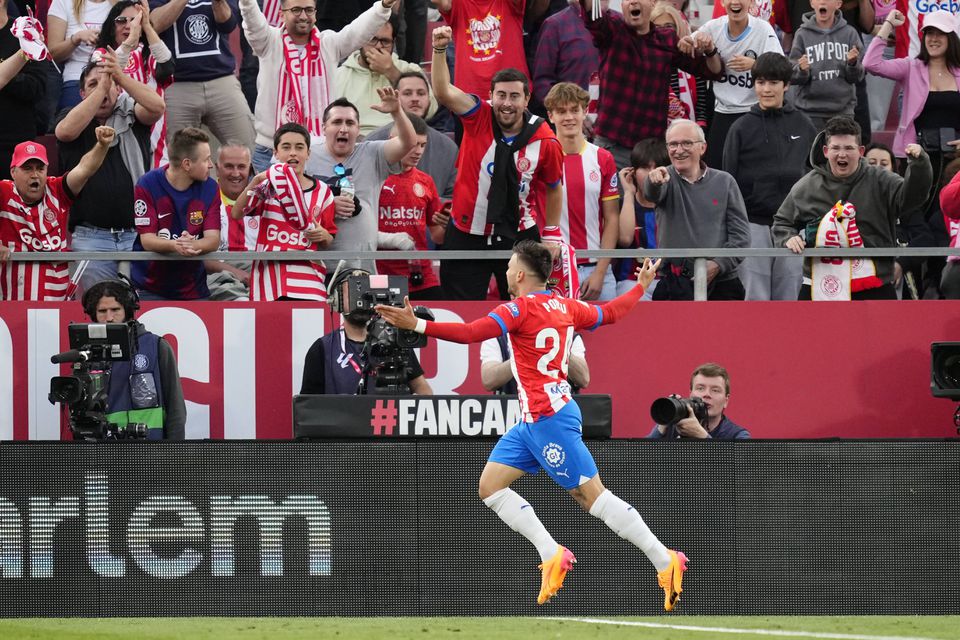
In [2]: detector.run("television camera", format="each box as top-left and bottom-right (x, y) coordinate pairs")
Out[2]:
(337, 272), (433, 395)
(48, 322), (146, 440)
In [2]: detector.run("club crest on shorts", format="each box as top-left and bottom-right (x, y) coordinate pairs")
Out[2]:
(542, 442), (566, 468)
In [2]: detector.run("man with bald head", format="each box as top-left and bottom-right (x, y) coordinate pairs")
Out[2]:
(205, 143), (257, 300)
(642, 118), (750, 300)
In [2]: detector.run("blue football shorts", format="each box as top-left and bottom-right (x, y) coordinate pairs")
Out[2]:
(488, 400), (599, 490)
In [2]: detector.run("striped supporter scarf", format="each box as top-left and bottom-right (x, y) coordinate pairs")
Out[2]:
(123, 45), (169, 168)
(810, 201), (883, 300)
(541, 225), (581, 299)
(262, 0), (283, 26)
(247, 162), (314, 231)
(276, 29), (327, 137)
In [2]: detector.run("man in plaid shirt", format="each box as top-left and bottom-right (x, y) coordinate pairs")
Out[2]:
(579, 0), (724, 170)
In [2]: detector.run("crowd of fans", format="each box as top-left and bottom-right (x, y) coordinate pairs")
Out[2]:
(0, 0), (957, 302)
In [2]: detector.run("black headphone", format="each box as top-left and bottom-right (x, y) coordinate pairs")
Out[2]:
(82, 276), (140, 321)
(327, 267), (370, 314)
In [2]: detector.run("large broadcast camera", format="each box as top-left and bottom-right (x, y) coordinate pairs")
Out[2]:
(48, 322), (147, 440)
(650, 395), (709, 429)
(340, 273), (434, 395)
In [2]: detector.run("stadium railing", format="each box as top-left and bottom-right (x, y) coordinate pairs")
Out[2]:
(7, 247), (960, 300)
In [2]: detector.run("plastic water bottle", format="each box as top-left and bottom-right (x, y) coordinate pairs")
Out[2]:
(338, 173), (355, 200)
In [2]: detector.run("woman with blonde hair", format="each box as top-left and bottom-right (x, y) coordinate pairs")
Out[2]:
(651, 1), (708, 129)
(47, 0), (115, 109)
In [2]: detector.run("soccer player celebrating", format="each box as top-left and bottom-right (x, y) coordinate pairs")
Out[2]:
(376, 242), (688, 610)
(0, 128), (115, 300)
(232, 122), (337, 301)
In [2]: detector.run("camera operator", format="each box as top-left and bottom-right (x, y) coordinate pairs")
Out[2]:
(648, 363), (749, 440)
(81, 278), (186, 439)
(300, 268), (432, 395)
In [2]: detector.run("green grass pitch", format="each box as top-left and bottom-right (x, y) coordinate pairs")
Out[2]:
(1, 616), (958, 640)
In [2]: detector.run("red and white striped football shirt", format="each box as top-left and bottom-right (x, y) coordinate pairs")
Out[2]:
(246, 177), (337, 301)
(452, 100), (563, 236)
(488, 291), (602, 422)
(218, 192), (258, 252)
(557, 142), (619, 264)
(0, 176), (73, 301)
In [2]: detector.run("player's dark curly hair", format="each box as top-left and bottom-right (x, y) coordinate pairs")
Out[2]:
(513, 240), (552, 283)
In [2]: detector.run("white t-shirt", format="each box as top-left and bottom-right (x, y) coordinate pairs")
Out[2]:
(696, 15), (783, 114)
(48, 0), (114, 82)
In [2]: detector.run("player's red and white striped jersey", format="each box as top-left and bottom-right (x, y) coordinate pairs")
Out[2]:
(218, 192), (258, 252)
(557, 142), (619, 264)
(246, 178), (336, 301)
(0, 176), (73, 301)
(452, 100), (563, 236)
(488, 291), (602, 422)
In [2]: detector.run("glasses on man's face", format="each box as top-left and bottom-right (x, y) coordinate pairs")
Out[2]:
(114, 15), (135, 24)
(666, 140), (701, 151)
(283, 6), (315, 16)
(368, 36), (394, 47)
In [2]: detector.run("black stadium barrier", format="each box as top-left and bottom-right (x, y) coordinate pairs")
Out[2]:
(0, 440), (957, 617)
(291, 394), (613, 438)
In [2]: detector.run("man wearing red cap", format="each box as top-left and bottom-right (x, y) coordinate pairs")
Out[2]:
(0, 126), (115, 300)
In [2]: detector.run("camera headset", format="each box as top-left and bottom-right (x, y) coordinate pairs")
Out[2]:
(82, 276), (140, 322)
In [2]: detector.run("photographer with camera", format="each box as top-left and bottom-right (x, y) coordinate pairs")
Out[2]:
(77, 278), (185, 439)
(648, 363), (749, 440)
(299, 268), (432, 395)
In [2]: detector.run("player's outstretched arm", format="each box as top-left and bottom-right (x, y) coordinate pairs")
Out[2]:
(375, 297), (503, 344)
(597, 258), (661, 326)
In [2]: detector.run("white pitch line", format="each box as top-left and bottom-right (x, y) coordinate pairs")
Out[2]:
(544, 617), (940, 640)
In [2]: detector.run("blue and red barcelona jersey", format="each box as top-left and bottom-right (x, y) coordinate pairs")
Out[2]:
(132, 167), (221, 299)
(488, 291), (603, 422)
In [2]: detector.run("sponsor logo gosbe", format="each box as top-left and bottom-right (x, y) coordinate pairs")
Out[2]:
(266, 225), (309, 246)
(18, 228), (65, 251)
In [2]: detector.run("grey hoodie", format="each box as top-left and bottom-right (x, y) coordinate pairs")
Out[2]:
(771, 131), (933, 284)
(789, 10), (864, 118)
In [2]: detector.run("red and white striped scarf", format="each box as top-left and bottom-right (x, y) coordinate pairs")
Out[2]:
(811, 201), (883, 300)
(276, 29), (327, 137)
(262, 0), (283, 26)
(267, 162), (311, 229)
(676, 71), (697, 123)
(541, 225), (581, 299)
(586, 71), (599, 127)
(123, 45), (170, 168)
